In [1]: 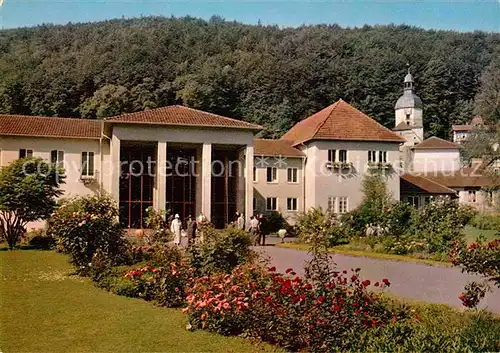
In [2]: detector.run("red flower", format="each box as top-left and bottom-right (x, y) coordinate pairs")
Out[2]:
(374, 282), (380, 287)
(268, 266), (277, 272)
(468, 243), (477, 249)
(342, 270), (348, 274)
(382, 278), (391, 286)
(285, 268), (293, 274)
(361, 280), (371, 287)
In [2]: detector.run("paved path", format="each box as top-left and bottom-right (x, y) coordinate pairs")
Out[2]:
(257, 244), (500, 314)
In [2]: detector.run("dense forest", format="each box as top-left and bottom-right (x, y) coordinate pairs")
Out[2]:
(1, 16), (499, 139)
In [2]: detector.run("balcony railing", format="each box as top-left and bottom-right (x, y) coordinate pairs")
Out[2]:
(367, 161), (392, 169)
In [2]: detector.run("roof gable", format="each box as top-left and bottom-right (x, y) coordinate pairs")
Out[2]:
(105, 105), (262, 131)
(413, 136), (460, 150)
(281, 100), (405, 145)
(0, 115), (102, 139)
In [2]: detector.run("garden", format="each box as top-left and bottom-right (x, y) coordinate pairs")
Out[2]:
(1, 158), (500, 352)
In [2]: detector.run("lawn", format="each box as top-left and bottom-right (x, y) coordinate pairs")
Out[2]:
(0, 250), (278, 353)
(463, 225), (499, 244)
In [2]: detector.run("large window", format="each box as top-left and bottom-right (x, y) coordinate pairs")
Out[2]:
(287, 168), (298, 183)
(266, 197), (277, 211)
(266, 167), (277, 183)
(81, 152), (95, 176)
(51, 150), (64, 170)
(19, 149), (33, 158)
(287, 197), (298, 211)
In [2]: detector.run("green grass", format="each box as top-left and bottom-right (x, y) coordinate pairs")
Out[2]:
(276, 243), (452, 267)
(463, 225), (499, 244)
(0, 250), (279, 353)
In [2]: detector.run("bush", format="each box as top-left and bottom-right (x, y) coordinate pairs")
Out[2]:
(184, 264), (400, 352)
(144, 207), (172, 244)
(188, 225), (255, 275)
(26, 229), (56, 250)
(124, 263), (192, 307)
(296, 207), (347, 246)
(470, 214), (500, 231)
(47, 195), (128, 274)
(412, 197), (475, 253)
(260, 211), (286, 235)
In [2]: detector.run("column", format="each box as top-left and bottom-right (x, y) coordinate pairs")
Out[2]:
(201, 143), (212, 221)
(244, 144), (254, 225)
(156, 141), (167, 211)
(110, 134), (120, 203)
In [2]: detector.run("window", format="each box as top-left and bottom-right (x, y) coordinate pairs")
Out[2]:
(339, 150), (348, 163)
(424, 196), (432, 205)
(266, 167), (277, 183)
(253, 167), (257, 182)
(51, 150), (64, 170)
(287, 197), (298, 211)
(327, 196), (336, 212)
(19, 149), (33, 158)
(468, 190), (477, 203)
(266, 197), (277, 211)
(368, 151), (376, 163)
(253, 197), (257, 211)
(405, 114), (411, 124)
(407, 196), (420, 208)
(379, 151), (387, 163)
(81, 152), (95, 176)
(328, 149), (337, 163)
(287, 168), (298, 183)
(338, 197), (348, 213)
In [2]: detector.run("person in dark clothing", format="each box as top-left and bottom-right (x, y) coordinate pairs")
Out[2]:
(186, 215), (197, 246)
(258, 214), (266, 246)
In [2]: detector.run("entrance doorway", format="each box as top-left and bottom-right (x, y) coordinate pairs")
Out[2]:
(211, 150), (239, 229)
(119, 143), (155, 228)
(165, 147), (197, 222)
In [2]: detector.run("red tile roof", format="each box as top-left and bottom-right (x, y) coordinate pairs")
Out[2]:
(106, 105), (262, 131)
(401, 173), (457, 195)
(281, 99), (405, 145)
(254, 139), (305, 157)
(452, 124), (472, 132)
(0, 115), (102, 139)
(413, 136), (460, 150)
(411, 167), (499, 188)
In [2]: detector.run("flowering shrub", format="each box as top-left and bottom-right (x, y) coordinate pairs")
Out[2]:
(451, 236), (499, 308)
(129, 243), (183, 266)
(124, 262), (193, 307)
(47, 195), (128, 274)
(184, 265), (399, 351)
(296, 207), (346, 246)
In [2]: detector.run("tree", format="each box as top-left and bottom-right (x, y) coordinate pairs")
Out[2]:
(474, 55), (500, 124)
(79, 84), (132, 119)
(0, 158), (65, 249)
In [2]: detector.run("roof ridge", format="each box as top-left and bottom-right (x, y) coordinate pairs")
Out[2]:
(175, 105), (259, 127)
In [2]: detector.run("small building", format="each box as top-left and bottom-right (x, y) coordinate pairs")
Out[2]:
(452, 116), (486, 144)
(411, 137), (461, 173)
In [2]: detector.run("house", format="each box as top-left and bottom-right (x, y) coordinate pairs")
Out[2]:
(0, 106), (261, 229)
(452, 116), (486, 144)
(411, 137), (461, 173)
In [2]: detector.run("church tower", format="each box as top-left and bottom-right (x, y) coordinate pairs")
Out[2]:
(393, 68), (424, 147)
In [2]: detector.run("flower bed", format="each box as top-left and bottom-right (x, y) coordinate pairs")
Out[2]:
(183, 265), (399, 351)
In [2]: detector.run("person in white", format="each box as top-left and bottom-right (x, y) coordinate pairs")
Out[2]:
(170, 214), (182, 246)
(236, 212), (245, 230)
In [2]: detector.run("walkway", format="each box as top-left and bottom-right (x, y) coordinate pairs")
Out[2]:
(258, 244), (500, 314)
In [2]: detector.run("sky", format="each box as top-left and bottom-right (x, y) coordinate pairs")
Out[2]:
(0, 0), (499, 32)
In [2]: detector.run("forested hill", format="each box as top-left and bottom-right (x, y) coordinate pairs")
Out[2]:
(1, 16), (500, 139)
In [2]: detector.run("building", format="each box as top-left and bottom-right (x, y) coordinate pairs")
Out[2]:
(452, 116), (486, 144)
(0, 106), (261, 229)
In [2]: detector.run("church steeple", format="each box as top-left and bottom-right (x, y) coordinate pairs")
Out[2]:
(404, 68), (414, 91)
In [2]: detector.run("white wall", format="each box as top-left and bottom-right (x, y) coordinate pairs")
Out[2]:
(304, 140), (401, 213)
(412, 149), (461, 173)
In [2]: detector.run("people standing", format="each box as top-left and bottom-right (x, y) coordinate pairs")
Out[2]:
(249, 215), (260, 246)
(236, 212), (245, 230)
(258, 213), (266, 246)
(186, 215), (197, 246)
(170, 214), (182, 246)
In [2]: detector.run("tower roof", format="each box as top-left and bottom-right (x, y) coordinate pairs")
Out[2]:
(395, 68), (422, 110)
